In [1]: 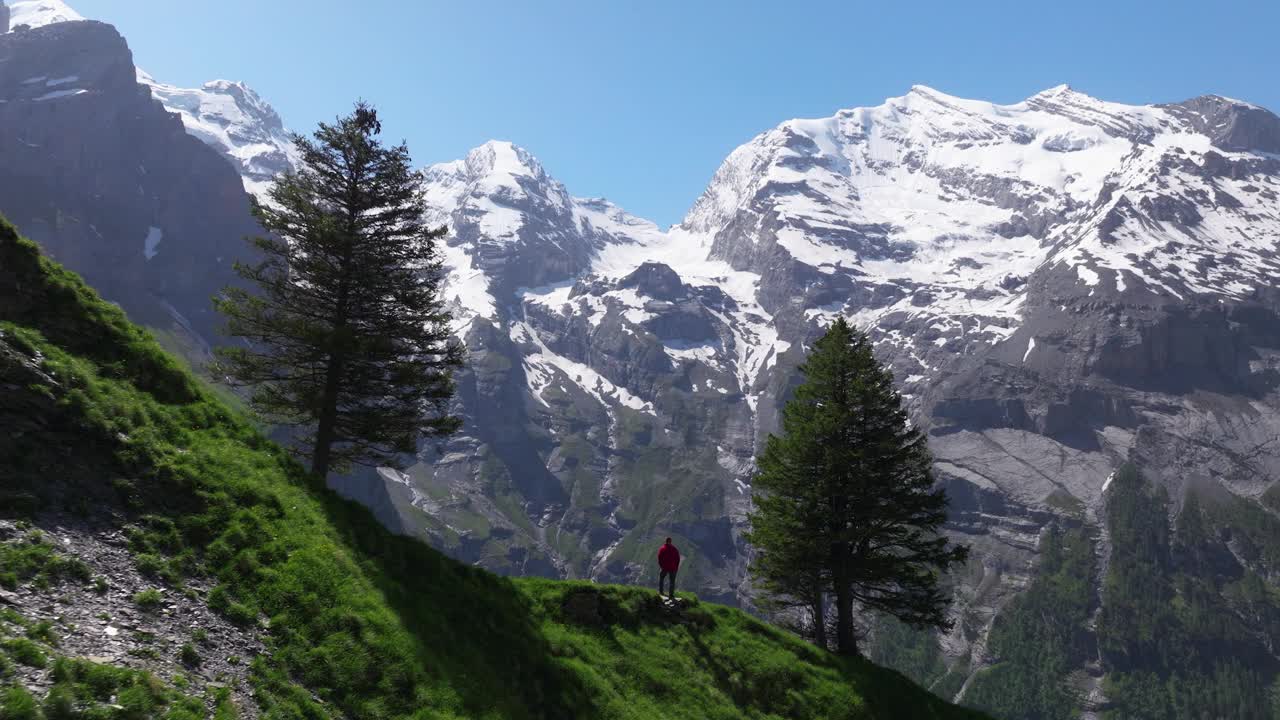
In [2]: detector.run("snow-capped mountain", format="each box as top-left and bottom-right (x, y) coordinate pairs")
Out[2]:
(0, 10), (259, 346)
(686, 84), (1279, 382)
(364, 84), (1280, 711)
(4, 0), (1280, 708)
(423, 85), (1280, 456)
(139, 71), (300, 198)
(4, 0), (298, 198)
(7, 0), (81, 27)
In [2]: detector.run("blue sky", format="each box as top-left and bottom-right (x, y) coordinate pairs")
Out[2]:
(73, 0), (1280, 226)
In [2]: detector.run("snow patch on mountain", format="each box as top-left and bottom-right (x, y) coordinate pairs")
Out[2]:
(511, 320), (655, 414)
(143, 226), (162, 261)
(7, 0), (82, 28)
(138, 70), (299, 199)
(439, 241), (497, 332)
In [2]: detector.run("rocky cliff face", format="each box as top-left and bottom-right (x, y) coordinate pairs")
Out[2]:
(0, 19), (259, 345)
(357, 86), (1280, 706)
(8, 0), (299, 202)
(4, 2), (1279, 707)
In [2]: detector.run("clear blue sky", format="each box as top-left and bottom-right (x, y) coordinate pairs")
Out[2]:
(73, 0), (1280, 227)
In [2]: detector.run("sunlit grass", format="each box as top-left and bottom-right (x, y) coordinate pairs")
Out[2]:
(0, 218), (986, 720)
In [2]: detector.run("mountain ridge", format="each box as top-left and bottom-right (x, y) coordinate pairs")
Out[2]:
(4, 1), (299, 200)
(5, 3), (1280, 714)
(402, 80), (1280, 717)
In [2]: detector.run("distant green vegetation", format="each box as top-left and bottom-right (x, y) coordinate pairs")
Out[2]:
(867, 614), (948, 691)
(944, 465), (1280, 719)
(0, 219), (986, 719)
(963, 526), (1096, 720)
(1098, 465), (1280, 720)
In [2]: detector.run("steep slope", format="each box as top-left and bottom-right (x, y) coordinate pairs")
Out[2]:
(0, 218), (987, 720)
(0, 18), (258, 349)
(0, 0), (299, 374)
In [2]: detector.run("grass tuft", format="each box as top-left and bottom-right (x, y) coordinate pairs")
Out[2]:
(131, 589), (163, 611)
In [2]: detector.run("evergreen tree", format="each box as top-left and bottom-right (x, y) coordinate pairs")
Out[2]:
(746, 317), (968, 656)
(214, 102), (461, 480)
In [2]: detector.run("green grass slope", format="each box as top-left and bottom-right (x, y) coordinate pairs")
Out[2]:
(0, 218), (988, 720)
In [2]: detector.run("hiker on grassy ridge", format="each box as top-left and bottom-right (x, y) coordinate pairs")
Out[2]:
(657, 537), (680, 599)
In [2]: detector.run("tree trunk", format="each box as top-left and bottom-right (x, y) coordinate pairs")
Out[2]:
(311, 286), (350, 480)
(312, 231), (355, 481)
(811, 592), (828, 650)
(310, 354), (343, 480)
(834, 584), (859, 656)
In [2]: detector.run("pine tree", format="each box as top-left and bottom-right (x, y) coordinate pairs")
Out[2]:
(746, 317), (968, 656)
(214, 102), (462, 480)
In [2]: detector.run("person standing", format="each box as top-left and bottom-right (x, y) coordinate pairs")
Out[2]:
(657, 537), (681, 599)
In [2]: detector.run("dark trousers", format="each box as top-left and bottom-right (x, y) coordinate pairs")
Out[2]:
(659, 569), (677, 598)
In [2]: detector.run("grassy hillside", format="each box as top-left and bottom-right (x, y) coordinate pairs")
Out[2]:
(0, 218), (988, 720)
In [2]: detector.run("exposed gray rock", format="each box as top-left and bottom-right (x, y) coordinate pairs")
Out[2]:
(619, 262), (687, 301)
(0, 518), (263, 717)
(0, 20), (259, 346)
(386, 84), (1280, 701)
(1163, 95), (1280, 154)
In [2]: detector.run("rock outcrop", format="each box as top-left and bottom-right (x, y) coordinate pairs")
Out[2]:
(0, 20), (259, 344)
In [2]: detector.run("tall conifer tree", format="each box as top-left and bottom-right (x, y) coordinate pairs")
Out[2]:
(747, 317), (967, 656)
(214, 102), (461, 480)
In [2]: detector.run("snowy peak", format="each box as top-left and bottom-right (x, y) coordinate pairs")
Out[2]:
(423, 140), (569, 229)
(426, 141), (670, 257)
(464, 140), (548, 185)
(901, 83), (996, 110)
(140, 71), (299, 198)
(1030, 83), (1075, 98)
(673, 83), (1280, 387)
(200, 79), (287, 133)
(682, 83), (1277, 248)
(426, 141), (549, 191)
(1024, 83), (1097, 107)
(7, 0), (83, 29)
(424, 142), (623, 331)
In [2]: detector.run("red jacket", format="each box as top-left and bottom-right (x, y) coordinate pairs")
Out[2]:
(658, 542), (681, 572)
